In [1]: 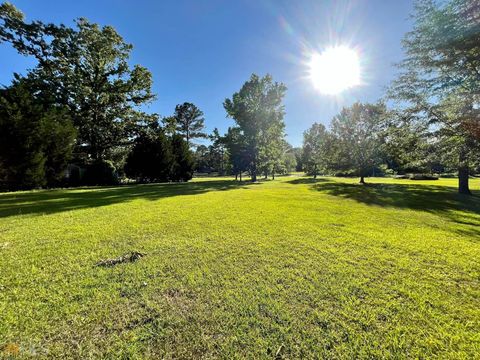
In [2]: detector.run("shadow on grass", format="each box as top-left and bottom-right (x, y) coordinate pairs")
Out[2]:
(0, 180), (250, 219)
(286, 177), (330, 185)
(310, 180), (480, 237)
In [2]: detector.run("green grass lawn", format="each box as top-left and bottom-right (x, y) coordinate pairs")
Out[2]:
(1, 176), (479, 358)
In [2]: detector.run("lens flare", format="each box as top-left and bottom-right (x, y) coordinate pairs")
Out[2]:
(309, 46), (361, 95)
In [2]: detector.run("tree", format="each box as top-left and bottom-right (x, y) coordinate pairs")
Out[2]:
(329, 103), (386, 184)
(388, 0), (480, 194)
(1, 3), (156, 161)
(170, 134), (195, 181)
(302, 122), (330, 178)
(258, 122), (286, 180)
(173, 102), (207, 147)
(209, 128), (228, 175)
(224, 74), (287, 181)
(125, 125), (172, 183)
(194, 145), (212, 173)
(291, 147), (304, 172)
(162, 116), (178, 137)
(265, 139), (296, 179)
(283, 151), (298, 174)
(383, 111), (446, 174)
(224, 127), (250, 181)
(0, 78), (76, 190)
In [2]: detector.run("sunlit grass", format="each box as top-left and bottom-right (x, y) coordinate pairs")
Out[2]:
(1, 176), (479, 358)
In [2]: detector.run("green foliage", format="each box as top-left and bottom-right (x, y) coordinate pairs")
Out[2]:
(125, 126), (194, 182)
(224, 74), (287, 181)
(389, 0), (480, 193)
(0, 3), (156, 161)
(170, 134), (195, 181)
(172, 102), (207, 146)
(161, 116), (178, 137)
(84, 160), (118, 186)
(282, 150), (297, 174)
(224, 126), (251, 179)
(383, 113), (449, 174)
(326, 103), (386, 183)
(291, 147), (304, 172)
(0, 79), (76, 191)
(125, 126), (173, 183)
(194, 145), (212, 173)
(302, 122), (330, 178)
(1, 176), (479, 357)
(207, 128), (228, 175)
(65, 164), (83, 187)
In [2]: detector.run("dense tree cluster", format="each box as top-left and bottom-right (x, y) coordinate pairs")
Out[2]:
(0, 78), (76, 190)
(388, 0), (480, 194)
(124, 125), (194, 183)
(1, 0), (478, 197)
(301, 103), (386, 184)
(0, 2), (194, 190)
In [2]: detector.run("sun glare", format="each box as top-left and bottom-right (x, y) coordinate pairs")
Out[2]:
(309, 46), (361, 95)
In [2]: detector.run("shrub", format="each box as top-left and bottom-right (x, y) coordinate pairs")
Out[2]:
(410, 174), (439, 180)
(125, 131), (173, 183)
(84, 160), (118, 186)
(170, 134), (194, 181)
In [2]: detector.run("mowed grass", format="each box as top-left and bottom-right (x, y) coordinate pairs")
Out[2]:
(1, 176), (479, 359)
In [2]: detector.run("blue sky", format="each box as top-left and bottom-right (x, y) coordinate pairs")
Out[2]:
(0, 0), (413, 146)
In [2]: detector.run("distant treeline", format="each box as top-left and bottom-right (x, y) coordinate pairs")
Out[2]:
(1, 0), (479, 195)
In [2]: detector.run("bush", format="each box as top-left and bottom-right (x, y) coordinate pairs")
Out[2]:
(65, 164), (83, 187)
(410, 174), (439, 180)
(125, 130), (173, 183)
(395, 173), (439, 180)
(84, 160), (118, 186)
(170, 134), (194, 181)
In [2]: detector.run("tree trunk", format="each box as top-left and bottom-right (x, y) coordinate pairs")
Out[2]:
(251, 157), (257, 182)
(272, 172), (275, 180)
(458, 149), (471, 195)
(240, 172), (242, 181)
(313, 164), (317, 179)
(251, 143), (258, 182)
(235, 174), (238, 181)
(458, 166), (471, 195)
(359, 176), (365, 184)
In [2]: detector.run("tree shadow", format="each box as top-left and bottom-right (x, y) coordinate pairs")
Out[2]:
(0, 180), (250, 219)
(311, 181), (480, 238)
(286, 177), (330, 185)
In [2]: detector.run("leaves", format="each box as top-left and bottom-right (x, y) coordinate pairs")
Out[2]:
(1, 4), (156, 160)
(224, 74), (287, 179)
(173, 102), (207, 146)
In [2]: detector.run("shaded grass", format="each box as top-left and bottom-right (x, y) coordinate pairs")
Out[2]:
(305, 178), (480, 238)
(0, 176), (479, 358)
(0, 180), (251, 219)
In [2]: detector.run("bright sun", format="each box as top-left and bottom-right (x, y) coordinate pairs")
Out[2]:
(309, 46), (361, 95)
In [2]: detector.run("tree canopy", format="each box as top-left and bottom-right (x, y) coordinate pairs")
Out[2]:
(389, 0), (480, 194)
(1, 3), (156, 161)
(172, 102), (207, 147)
(302, 122), (330, 178)
(224, 74), (287, 181)
(328, 103), (386, 183)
